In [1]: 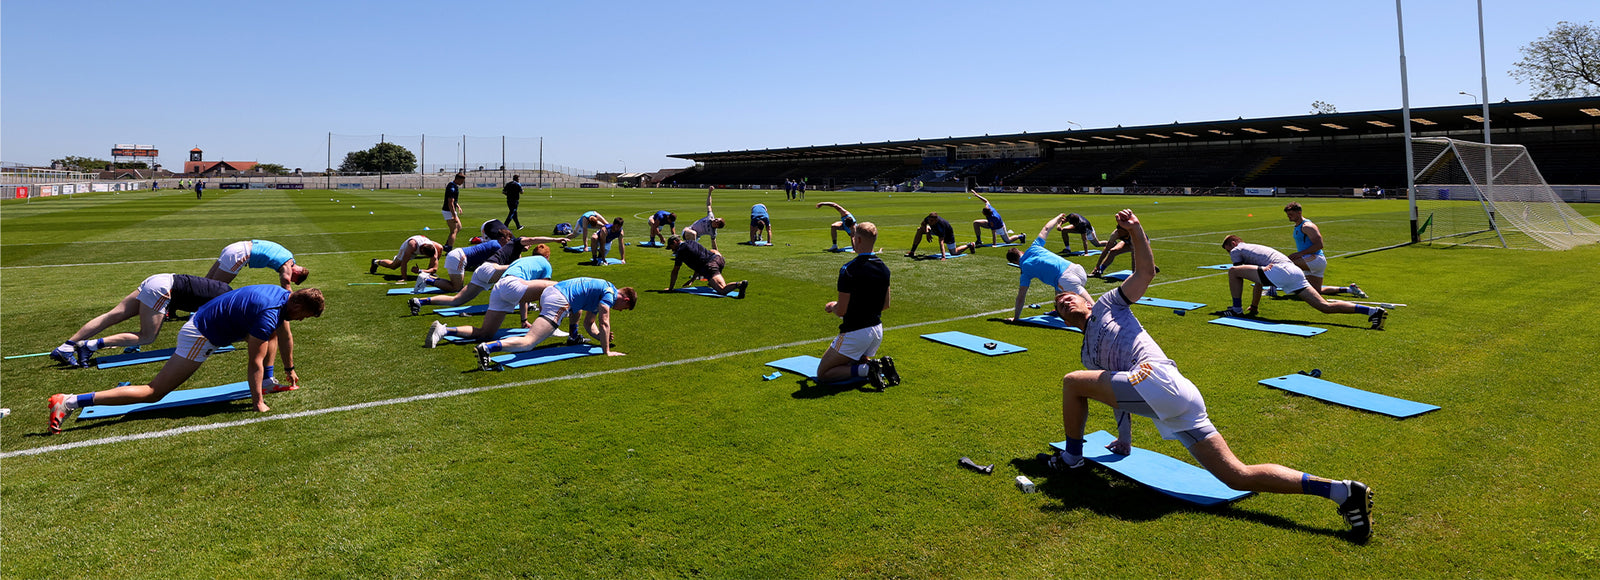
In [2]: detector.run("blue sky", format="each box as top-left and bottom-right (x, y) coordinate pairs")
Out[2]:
(3, 0), (1595, 175)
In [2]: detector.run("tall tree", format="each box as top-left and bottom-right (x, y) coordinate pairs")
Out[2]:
(256, 163), (291, 175)
(339, 142), (418, 173)
(1510, 20), (1600, 99)
(1310, 100), (1339, 114)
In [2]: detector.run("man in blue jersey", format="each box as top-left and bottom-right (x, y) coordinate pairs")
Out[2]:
(748, 203), (772, 244)
(647, 210), (677, 244)
(50, 273), (233, 367)
(970, 192), (1025, 246)
(817, 222), (898, 389)
(574, 210), (610, 251)
(903, 212), (977, 259)
(206, 239), (309, 289)
(1005, 214), (1091, 320)
(1041, 209), (1374, 542)
(1283, 203), (1365, 298)
(472, 277), (638, 370)
(425, 252), (564, 347)
(46, 286), (326, 433)
(815, 201), (859, 251)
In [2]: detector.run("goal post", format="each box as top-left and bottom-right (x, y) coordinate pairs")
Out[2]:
(1410, 137), (1600, 250)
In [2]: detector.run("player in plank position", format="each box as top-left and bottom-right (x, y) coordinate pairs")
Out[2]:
(424, 253), (565, 348)
(370, 234), (442, 281)
(647, 210), (677, 244)
(903, 213), (977, 259)
(50, 274), (233, 367)
(748, 203), (772, 244)
(472, 278), (638, 370)
(683, 188), (726, 250)
(46, 286), (326, 433)
(589, 217), (627, 264)
(815, 201), (859, 251)
(1282, 202), (1366, 298)
(1040, 209), (1375, 542)
(409, 241), (555, 315)
(206, 239), (309, 289)
(1006, 214), (1091, 321)
(574, 211), (610, 251)
(666, 236), (749, 298)
(817, 222), (899, 389)
(970, 192), (1025, 246)
(1058, 212), (1108, 254)
(1221, 235), (1387, 330)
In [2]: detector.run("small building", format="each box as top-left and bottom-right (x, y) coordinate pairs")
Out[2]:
(183, 148), (258, 176)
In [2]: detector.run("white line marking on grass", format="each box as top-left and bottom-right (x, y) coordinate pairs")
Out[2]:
(0, 249), (387, 270)
(3, 239), (1411, 459)
(0, 230), (420, 247)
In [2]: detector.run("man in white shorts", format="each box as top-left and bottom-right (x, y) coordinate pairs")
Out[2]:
(441, 173), (465, 251)
(411, 242), (553, 315)
(207, 239), (309, 289)
(1005, 213), (1091, 321)
(683, 188), (726, 250)
(817, 222), (899, 389)
(575, 211), (610, 250)
(1222, 235), (1387, 330)
(1283, 202), (1366, 298)
(50, 273), (233, 367)
(1041, 209), (1374, 543)
(371, 234), (442, 281)
(425, 253), (561, 347)
(903, 213), (976, 259)
(471, 277), (637, 370)
(420, 233), (566, 294)
(47, 286), (325, 434)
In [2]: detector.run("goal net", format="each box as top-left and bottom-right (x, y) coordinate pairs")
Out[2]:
(1411, 137), (1600, 250)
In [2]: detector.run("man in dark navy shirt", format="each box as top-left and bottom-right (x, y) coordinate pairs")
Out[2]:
(904, 212), (977, 259)
(442, 173), (465, 251)
(818, 222), (898, 389)
(502, 175), (523, 230)
(666, 237), (747, 297)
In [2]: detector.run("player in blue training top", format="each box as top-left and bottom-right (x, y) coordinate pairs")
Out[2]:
(471, 277), (638, 370)
(1283, 202), (1365, 298)
(1041, 209), (1374, 543)
(747, 203), (773, 244)
(970, 192), (1025, 246)
(815, 201), (859, 251)
(817, 222), (899, 389)
(904, 212), (977, 259)
(1005, 214), (1091, 321)
(647, 210), (677, 245)
(206, 239), (309, 289)
(46, 286), (326, 434)
(424, 250), (566, 347)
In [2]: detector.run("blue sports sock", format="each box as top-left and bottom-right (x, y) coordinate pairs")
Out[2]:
(75, 393), (96, 408)
(1232, 297), (1242, 308)
(1354, 305), (1373, 315)
(485, 341), (504, 353)
(1302, 473), (1332, 497)
(265, 365), (274, 380)
(1062, 437), (1084, 458)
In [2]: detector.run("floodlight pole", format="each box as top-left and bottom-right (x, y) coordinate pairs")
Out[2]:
(379, 133), (385, 190)
(326, 132), (332, 190)
(1397, 0), (1419, 243)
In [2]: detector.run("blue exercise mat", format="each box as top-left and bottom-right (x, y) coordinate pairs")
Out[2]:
(433, 304), (489, 317)
(823, 247), (856, 253)
(674, 286), (742, 299)
(583, 258), (626, 265)
(490, 344), (603, 368)
(739, 241), (773, 246)
(78, 381), (251, 419)
(636, 241), (666, 248)
(977, 242), (1021, 248)
(920, 331), (1025, 356)
(1260, 374), (1440, 418)
(1208, 317), (1326, 337)
(764, 355), (867, 386)
(444, 327), (528, 344)
(917, 252), (968, 259)
(94, 345), (237, 369)
(1015, 315), (1082, 332)
(1135, 297), (1206, 311)
(387, 286), (442, 295)
(1198, 264), (1233, 270)
(1063, 249), (1103, 257)
(1101, 270), (1133, 281)
(1051, 430), (1253, 506)
(563, 245), (589, 253)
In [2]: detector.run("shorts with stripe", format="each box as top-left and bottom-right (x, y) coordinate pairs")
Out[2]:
(829, 324), (883, 360)
(174, 321), (221, 362)
(216, 241), (252, 275)
(537, 285), (571, 326)
(1110, 361), (1216, 448)
(136, 274), (175, 312)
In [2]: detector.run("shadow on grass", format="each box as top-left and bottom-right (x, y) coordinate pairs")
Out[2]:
(789, 378), (881, 399)
(1011, 455), (1356, 542)
(56, 399), (259, 436)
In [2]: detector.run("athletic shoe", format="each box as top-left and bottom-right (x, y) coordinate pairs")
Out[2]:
(413, 275), (432, 293)
(50, 344), (78, 367)
(565, 333), (586, 346)
(516, 225), (524, 231)
(473, 343), (498, 371)
(1089, 268), (1103, 278)
(425, 321), (447, 348)
(1349, 282), (1367, 298)
(733, 281), (749, 299)
(551, 328), (569, 338)
(1037, 450), (1085, 471)
(1368, 307), (1388, 331)
(1266, 287), (1279, 297)
(369, 259), (379, 275)
(47, 393), (71, 434)
(74, 342), (94, 368)
(879, 356), (900, 386)
(409, 297), (422, 316)
(1339, 480), (1374, 543)
(865, 358), (886, 391)
(1223, 306), (1246, 317)
(265, 376), (298, 393)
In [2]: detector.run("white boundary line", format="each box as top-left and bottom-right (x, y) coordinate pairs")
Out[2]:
(2, 239), (1404, 459)
(0, 229), (420, 248)
(0, 249), (387, 270)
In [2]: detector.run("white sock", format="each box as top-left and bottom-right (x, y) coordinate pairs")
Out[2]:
(85, 338), (105, 352)
(1329, 480), (1351, 504)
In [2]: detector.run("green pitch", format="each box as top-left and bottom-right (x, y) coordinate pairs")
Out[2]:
(4, 187), (1598, 577)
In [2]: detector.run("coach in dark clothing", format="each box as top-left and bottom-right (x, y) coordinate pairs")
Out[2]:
(666, 237), (747, 298)
(502, 175), (523, 230)
(817, 222), (897, 388)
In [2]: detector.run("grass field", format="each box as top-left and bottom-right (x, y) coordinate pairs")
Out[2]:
(4, 187), (1598, 578)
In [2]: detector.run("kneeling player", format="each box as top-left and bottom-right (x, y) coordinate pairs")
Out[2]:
(647, 210), (677, 244)
(970, 192), (1025, 246)
(817, 222), (899, 389)
(371, 234), (442, 280)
